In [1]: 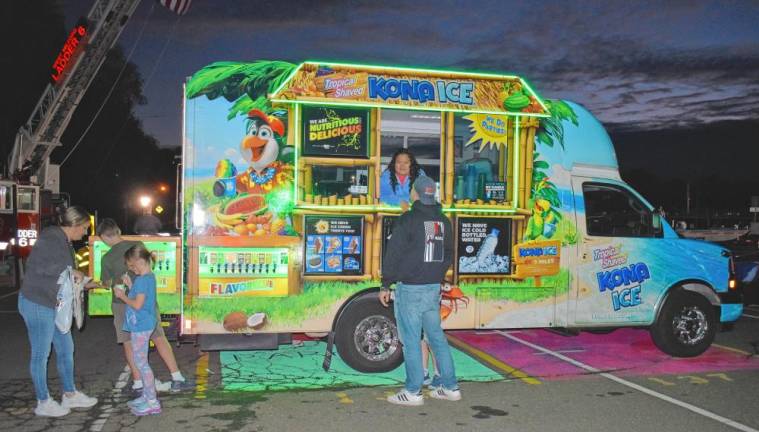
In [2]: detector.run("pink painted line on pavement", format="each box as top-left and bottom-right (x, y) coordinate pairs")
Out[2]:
(450, 330), (581, 380)
(452, 328), (759, 381)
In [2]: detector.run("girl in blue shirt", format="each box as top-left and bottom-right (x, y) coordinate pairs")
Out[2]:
(114, 244), (160, 416)
(380, 148), (424, 210)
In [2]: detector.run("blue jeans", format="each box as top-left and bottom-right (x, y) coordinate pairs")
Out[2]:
(18, 294), (76, 401)
(394, 283), (458, 394)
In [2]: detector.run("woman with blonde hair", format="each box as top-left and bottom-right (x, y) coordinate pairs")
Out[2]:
(18, 205), (98, 417)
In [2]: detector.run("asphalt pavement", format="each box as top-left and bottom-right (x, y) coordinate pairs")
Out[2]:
(1, 281), (758, 432)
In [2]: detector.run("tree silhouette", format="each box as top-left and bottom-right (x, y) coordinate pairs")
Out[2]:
(1, 0), (179, 232)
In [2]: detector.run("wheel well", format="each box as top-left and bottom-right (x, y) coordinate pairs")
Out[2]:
(653, 280), (720, 323)
(329, 287), (382, 332)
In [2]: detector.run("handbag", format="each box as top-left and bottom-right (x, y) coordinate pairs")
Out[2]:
(55, 267), (74, 333)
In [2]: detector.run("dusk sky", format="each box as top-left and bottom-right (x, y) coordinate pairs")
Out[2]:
(62, 0), (759, 148)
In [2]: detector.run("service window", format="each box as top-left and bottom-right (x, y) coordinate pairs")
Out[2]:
(583, 183), (659, 238)
(380, 109), (441, 181)
(452, 113), (509, 202)
(311, 166), (370, 199)
(17, 186), (38, 212)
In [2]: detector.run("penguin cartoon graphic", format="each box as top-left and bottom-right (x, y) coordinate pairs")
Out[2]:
(235, 109), (290, 194)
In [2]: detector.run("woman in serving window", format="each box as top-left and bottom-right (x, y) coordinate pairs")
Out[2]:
(379, 148), (424, 209)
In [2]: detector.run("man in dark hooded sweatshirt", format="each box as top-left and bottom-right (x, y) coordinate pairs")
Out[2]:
(379, 176), (461, 406)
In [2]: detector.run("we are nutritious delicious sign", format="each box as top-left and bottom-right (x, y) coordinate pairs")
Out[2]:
(302, 106), (369, 158)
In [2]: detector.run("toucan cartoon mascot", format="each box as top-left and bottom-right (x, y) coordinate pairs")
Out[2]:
(235, 109), (291, 193)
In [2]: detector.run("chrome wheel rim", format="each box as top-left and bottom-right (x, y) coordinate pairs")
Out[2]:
(672, 306), (708, 345)
(353, 315), (399, 362)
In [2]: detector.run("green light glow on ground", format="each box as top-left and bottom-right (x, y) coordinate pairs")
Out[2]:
(221, 340), (502, 392)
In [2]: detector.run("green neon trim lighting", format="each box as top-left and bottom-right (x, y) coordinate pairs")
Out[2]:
(513, 115), (520, 207)
(300, 60), (521, 80)
(296, 204), (402, 212)
(519, 79), (550, 114)
(293, 104), (300, 204)
(269, 63), (305, 98)
(270, 98), (549, 118)
(269, 60), (551, 118)
(295, 204), (517, 214)
(443, 208), (517, 214)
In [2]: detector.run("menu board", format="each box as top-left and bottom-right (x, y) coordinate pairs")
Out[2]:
(457, 217), (512, 275)
(302, 106), (370, 158)
(305, 216), (364, 275)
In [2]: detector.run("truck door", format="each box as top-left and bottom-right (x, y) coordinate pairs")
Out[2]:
(15, 185), (41, 258)
(570, 176), (663, 326)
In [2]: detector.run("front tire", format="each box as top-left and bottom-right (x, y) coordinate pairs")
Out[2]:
(650, 289), (717, 357)
(334, 293), (403, 373)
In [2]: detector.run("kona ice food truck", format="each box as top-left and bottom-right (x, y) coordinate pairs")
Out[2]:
(88, 60), (742, 372)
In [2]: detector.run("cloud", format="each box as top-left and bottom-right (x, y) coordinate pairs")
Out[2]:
(95, 0), (759, 144)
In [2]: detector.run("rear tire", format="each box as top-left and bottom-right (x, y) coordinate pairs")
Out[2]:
(650, 289), (717, 357)
(334, 293), (403, 373)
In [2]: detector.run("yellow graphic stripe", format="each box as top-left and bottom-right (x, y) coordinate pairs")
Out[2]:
(194, 352), (209, 399)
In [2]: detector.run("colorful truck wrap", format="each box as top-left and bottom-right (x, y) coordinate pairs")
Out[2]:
(95, 60), (742, 372)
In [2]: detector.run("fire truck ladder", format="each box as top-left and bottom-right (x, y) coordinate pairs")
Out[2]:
(8, 0), (141, 191)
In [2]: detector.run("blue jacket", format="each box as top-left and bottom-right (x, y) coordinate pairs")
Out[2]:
(379, 169), (425, 206)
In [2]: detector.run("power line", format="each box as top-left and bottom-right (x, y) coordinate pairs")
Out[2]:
(59, 2), (156, 168)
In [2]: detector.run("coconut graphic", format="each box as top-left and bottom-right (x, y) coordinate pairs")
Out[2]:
(222, 311), (248, 331)
(246, 312), (267, 330)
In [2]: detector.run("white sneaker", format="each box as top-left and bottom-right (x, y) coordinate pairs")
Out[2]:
(61, 391), (98, 409)
(34, 399), (70, 417)
(387, 389), (424, 406)
(428, 387), (462, 401)
(155, 379), (171, 392)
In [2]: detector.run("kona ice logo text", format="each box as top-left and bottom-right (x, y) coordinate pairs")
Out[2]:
(519, 245), (558, 257)
(596, 262), (651, 311)
(368, 77), (473, 105)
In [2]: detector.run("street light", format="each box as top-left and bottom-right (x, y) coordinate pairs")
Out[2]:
(139, 195), (152, 208)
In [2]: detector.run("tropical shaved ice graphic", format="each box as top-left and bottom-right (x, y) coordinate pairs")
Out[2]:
(215, 159), (237, 178)
(213, 159), (239, 197)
